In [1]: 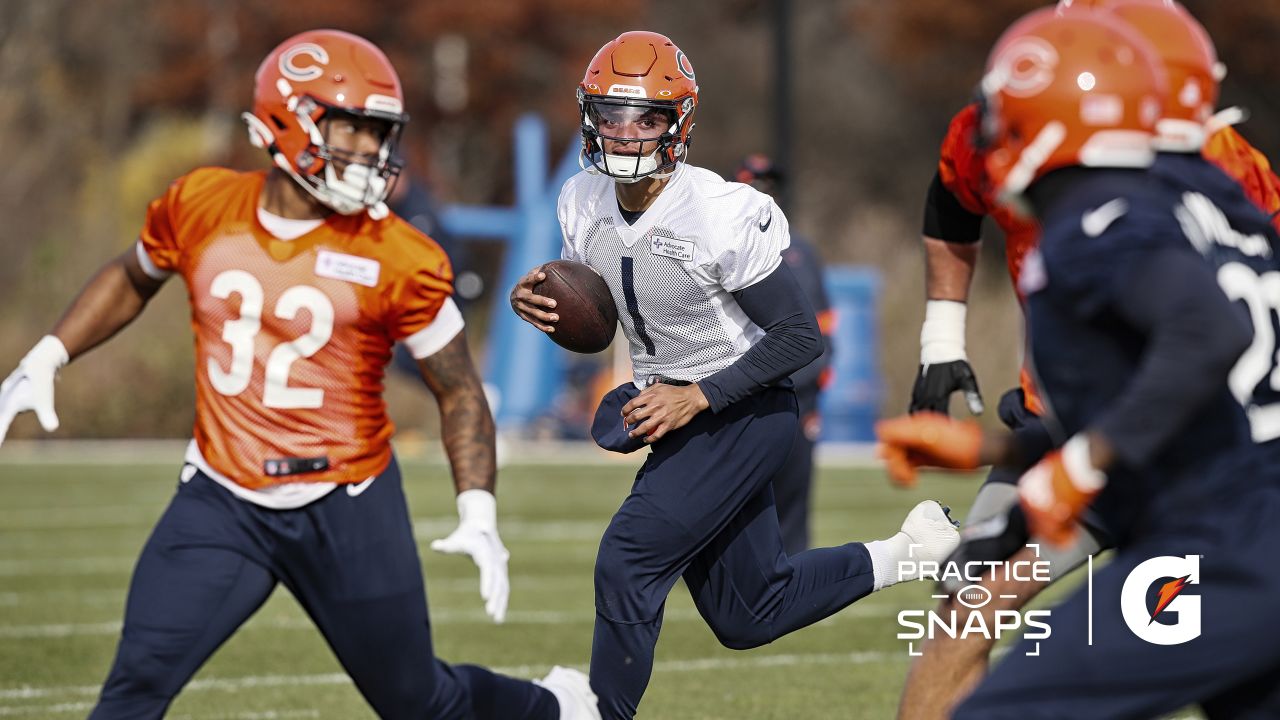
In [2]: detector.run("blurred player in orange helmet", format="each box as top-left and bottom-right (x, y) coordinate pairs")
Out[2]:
(1107, 0), (1280, 229)
(0, 29), (598, 720)
(895, 1), (1280, 718)
(942, 6), (1280, 716)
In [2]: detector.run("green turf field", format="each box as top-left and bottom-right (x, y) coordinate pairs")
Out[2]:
(0, 455), (1200, 719)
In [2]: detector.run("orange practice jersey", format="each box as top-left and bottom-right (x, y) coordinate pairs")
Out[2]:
(140, 168), (453, 488)
(938, 104), (1042, 301)
(1202, 125), (1280, 233)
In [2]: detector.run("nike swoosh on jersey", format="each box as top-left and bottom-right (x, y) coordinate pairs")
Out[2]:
(1081, 198), (1129, 237)
(758, 208), (772, 232)
(346, 476), (376, 497)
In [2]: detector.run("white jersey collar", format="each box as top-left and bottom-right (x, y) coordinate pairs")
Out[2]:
(608, 163), (687, 247)
(257, 207), (325, 241)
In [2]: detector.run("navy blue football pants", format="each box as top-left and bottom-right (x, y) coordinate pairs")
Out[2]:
(983, 387), (1049, 486)
(590, 387), (876, 719)
(771, 420), (815, 556)
(89, 458), (556, 720)
(955, 458), (1280, 720)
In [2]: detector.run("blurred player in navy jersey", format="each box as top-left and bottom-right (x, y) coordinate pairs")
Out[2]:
(894, 1), (1280, 717)
(735, 153), (835, 555)
(511, 31), (960, 719)
(880, 8), (1280, 718)
(0, 29), (598, 720)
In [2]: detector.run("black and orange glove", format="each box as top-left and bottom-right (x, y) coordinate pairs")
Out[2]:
(1017, 435), (1107, 547)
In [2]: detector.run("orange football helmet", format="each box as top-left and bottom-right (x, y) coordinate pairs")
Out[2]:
(980, 8), (1166, 205)
(578, 31), (698, 183)
(242, 29), (407, 217)
(1105, 0), (1224, 151)
(1055, 0), (1109, 10)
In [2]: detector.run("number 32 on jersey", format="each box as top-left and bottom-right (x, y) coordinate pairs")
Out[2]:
(207, 269), (334, 410)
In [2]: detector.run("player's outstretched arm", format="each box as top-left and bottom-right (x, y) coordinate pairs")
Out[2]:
(874, 412), (1028, 487)
(911, 169), (987, 416)
(509, 266), (558, 333)
(52, 245), (168, 362)
(910, 235), (984, 416)
(416, 332), (510, 623)
(0, 246), (166, 446)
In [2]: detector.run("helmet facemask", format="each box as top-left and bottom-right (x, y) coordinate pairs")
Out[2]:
(289, 100), (405, 217)
(578, 92), (694, 183)
(244, 96), (406, 218)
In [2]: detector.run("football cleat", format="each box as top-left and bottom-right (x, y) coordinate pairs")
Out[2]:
(535, 666), (601, 720)
(899, 500), (963, 570)
(868, 500), (962, 590)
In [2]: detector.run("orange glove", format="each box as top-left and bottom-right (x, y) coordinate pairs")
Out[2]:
(875, 412), (984, 487)
(1018, 435), (1107, 547)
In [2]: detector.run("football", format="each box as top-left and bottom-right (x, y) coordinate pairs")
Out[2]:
(533, 259), (619, 353)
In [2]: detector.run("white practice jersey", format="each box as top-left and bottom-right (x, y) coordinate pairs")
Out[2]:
(558, 163), (790, 387)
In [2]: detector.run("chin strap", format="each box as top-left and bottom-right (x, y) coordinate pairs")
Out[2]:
(1205, 106), (1247, 136)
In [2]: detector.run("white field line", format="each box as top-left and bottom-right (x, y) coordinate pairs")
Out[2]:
(0, 520), (604, 576)
(0, 545), (603, 579)
(0, 602), (905, 640)
(0, 512), (605, 536)
(0, 439), (883, 469)
(0, 650), (904, 710)
(0, 574), (586, 606)
(0, 704), (322, 718)
(0, 699), (323, 717)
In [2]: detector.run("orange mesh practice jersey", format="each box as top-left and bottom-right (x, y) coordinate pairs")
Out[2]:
(937, 103), (1045, 413)
(140, 168), (453, 489)
(1202, 125), (1280, 233)
(938, 103), (1043, 299)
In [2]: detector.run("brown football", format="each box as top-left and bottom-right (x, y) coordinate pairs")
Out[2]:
(533, 260), (619, 354)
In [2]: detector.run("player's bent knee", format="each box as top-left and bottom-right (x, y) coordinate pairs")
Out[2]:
(707, 622), (775, 650)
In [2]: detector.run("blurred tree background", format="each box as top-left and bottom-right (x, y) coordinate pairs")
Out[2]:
(2, 0), (1277, 438)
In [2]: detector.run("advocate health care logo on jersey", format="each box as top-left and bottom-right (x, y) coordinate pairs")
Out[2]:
(895, 550), (1203, 657)
(895, 544), (1053, 657)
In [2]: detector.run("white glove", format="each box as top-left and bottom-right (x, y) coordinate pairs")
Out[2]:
(0, 336), (69, 448)
(430, 489), (510, 623)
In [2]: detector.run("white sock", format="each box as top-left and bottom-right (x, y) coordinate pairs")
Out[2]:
(865, 533), (912, 592)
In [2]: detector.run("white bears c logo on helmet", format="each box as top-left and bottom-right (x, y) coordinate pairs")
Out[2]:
(279, 43), (329, 82)
(676, 51), (695, 80)
(990, 37), (1059, 99)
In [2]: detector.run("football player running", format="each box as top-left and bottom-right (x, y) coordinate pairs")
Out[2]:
(894, 2), (1280, 718)
(510, 31), (960, 720)
(0, 30), (597, 720)
(885, 8), (1280, 718)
